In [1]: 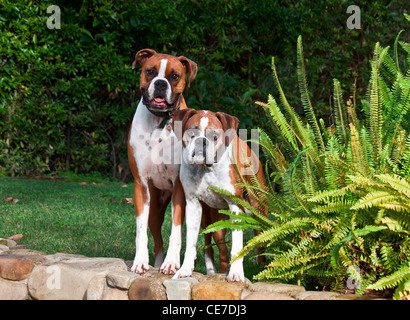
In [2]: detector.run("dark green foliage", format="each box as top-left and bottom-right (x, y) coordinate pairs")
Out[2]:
(1, 0), (408, 177)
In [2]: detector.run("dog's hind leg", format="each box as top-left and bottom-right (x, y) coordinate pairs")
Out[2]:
(149, 189), (171, 268)
(201, 204), (216, 274)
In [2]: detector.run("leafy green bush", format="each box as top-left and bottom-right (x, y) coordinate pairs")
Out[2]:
(0, 1), (136, 177)
(205, 28), (410, 299)
(1, 0), (408, 177)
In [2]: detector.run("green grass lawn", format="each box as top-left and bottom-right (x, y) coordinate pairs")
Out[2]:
(0, 176), (260, 278)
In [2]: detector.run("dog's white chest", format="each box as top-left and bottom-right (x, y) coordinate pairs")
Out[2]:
(130, 100), (181, 190)
(181, 162), (233, 209)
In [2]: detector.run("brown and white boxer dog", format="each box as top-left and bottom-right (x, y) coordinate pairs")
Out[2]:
(170, 109), (267, 282)
(128, 49), (197, 274)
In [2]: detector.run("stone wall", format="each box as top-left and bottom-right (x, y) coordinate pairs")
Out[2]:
(0, 238), (384, 300)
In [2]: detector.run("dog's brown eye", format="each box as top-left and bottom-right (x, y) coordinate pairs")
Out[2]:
(213, 135), (218, 141)
(146, 69), (155, 77)
(186, 129), (195, 139)
(170, 73), (180, 81)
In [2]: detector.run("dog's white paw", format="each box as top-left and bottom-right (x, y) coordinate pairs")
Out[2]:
(160, 260), (180, 275)
(172, 267), (193, 279)
(131, 259), (150, 274)
(226, 263), (244, 282)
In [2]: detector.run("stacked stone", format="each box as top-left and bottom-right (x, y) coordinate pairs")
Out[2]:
(0, 238), (387, 300)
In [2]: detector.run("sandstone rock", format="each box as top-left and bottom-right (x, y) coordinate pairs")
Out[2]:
(44, 252), (87, 262)
(198, 273), (252, 286)
(102, 286), (128, 300)
(243, 291), (294, 300)
(0, 277), (29, 300)
(106, 270), (140, 289)
(198, 273), (228, 282)
(0, 238), (16, 248)
(335, 293), (388, 300)
(7, 234), (23, 241)
(87, 272), (132, 300)
(128, 268), (173, 300)
(140, 268), (174, 298)
(0, 245), (9, 253)
(192, 281), (246, 300)
(128, 278), (155, 300)
(86, 273), (107, 300)
(0, 254), (48, 280)
(294, 291), (338, 300)
(249, 282), (305, 296)
(28, 257), (127, 300)
(163, 277), (199, 300)
(1, 248), (46, 256)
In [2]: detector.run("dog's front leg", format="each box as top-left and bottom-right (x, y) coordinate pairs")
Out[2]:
(161, 179), (185, 274)
(173, 197), (202, 279)
(131, 180), (151, 274)
(226, 203), (245, 282)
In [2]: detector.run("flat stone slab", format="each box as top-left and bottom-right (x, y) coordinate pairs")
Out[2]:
(163, 277), (199, 300)
(106, 271), (140, 290)
(243, 291), (295, 300)
(249, 282), (305, 296)
(0, 277), (29, 300)
(0, 254), (49, 280)
(293, 291), (339, 300)
(27, 256), (127, 300)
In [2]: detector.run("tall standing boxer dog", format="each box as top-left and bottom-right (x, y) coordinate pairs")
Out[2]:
(128, 49), (197, 274)
(171, 109), (267, 282)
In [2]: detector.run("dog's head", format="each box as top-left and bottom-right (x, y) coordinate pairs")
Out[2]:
(172, 109), (239, 166)
(132, 49), (197, 116)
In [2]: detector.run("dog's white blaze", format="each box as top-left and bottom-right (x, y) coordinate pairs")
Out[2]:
(200, 116), (209, 135)
(147, 59), (172, 103)
(158, 59), (168, 78)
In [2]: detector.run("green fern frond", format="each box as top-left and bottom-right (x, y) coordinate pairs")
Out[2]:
(258, 128), (290, 172)
(253, 253), (327, 281)
(308, 184), (357, 202)
(351, 191), (397, 210)
(201, 210), (262, 234)
(208, 186), (274, 228)
(271, 56), (307, 146)
(265, 95), (299, 151)
(312, 200), (355, 214)
(376, 174), (410, 197)
(367, 261), (410, 293)
(369, 44), (390, 163)
(297, 35), (325, 152)
(394, 30), (405, 72)
(333, 79), (348, 145)
(231, 217), (330, 264)
(379, 202), (410, 214)
(331, 225), (388, 268)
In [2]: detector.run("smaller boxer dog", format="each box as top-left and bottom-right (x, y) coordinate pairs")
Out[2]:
(171, 109), (267, 282)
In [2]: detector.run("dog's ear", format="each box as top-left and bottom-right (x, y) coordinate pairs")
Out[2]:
(132, 49), (157, 70)
(178, 56), (198, 88)
(172, 108), (198, 141)
(215, 112), (239, 146)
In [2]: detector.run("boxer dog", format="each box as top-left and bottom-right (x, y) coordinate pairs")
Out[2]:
(170, 109), (267, 282)
(128, 49), (197, 274)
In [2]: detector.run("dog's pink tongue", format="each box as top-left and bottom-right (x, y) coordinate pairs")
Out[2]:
(153, 97), (167, 107)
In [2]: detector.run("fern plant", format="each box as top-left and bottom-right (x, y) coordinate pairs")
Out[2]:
(204, 30), (410, 299)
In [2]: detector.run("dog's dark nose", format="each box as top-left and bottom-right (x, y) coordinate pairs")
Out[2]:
(154, 79), (168, 90)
